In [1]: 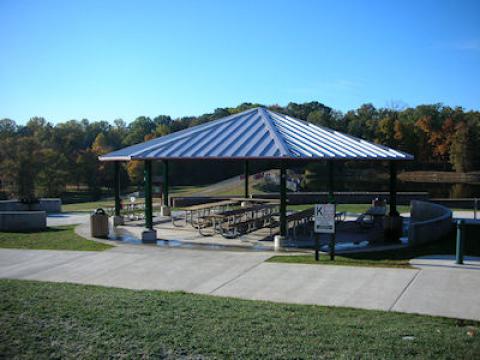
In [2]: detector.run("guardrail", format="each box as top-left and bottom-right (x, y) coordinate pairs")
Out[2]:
(171, 192), (429, 207)
(430, 198), (479, 220)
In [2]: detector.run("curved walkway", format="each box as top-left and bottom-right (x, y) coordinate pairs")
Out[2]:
(1, 212), (474, 321)
(1, 245), (479, 321)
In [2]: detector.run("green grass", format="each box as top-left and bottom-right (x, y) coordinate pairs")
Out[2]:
(62, 186), (207, 212)
(0, 226), (113, 251)
(62, 200), (117, 212)
(288, 203), (411, 214)
(269, 227), (480, 268)
(268, 253), (413, 268)
(1, 279), (479, 359)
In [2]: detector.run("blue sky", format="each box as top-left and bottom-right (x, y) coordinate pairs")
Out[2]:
(0, 0), (479, 124)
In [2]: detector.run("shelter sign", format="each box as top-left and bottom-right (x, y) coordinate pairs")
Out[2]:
(314, 204), (336, 234)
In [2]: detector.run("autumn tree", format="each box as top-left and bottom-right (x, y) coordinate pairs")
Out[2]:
(450, 121), (474, 172)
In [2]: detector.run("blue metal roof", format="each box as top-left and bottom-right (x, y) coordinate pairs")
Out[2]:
(99, 107), (413, 161)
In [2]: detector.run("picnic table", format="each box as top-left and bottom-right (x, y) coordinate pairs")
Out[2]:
(106, 201), (161, 222)
(229, 198), (280, 204)
(172, 200), (239, 228)
(272, 207), (346, 240)
(198, 203), (280, 238)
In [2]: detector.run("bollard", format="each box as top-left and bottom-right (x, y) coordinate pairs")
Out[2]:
(456, 220), (465, 265)
(474, 198), (478, 221)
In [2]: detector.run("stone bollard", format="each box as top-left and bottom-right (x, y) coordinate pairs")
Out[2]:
(141, 229), (157, 243)
(160, 206), (171, 216)
(113, 216), (124, 226)
(274, 235), (285, 251)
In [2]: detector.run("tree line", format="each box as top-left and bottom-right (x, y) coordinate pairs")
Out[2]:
(0, 102), (479, 200)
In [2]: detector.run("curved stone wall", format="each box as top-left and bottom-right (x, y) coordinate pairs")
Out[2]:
(0, 211), (47, 232)
(408, 201), (453, 246)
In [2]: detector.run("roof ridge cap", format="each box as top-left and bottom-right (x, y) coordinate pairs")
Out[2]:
(259, 107), (291, 157)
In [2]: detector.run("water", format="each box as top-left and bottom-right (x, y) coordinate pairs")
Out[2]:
(309, 172), (480, 198)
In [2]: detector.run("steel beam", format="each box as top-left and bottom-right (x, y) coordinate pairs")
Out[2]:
(389, 161), (398, 216)
(244, 160), (249, 198)
(163, 160), (169, 207)
(328, 160), (335, 204)
(114, 162), (121, 217)
(144, 160), (153, 229)
(280, 161), (287, 237)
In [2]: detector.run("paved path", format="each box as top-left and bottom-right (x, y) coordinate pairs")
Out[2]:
(47, 212), (90, 227)
(1, 246), (479, 321)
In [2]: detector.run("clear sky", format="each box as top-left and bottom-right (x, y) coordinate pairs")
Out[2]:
(1, 0), (479, 124)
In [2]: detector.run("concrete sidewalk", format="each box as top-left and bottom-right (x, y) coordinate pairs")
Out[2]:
(1, 247), (479, 321)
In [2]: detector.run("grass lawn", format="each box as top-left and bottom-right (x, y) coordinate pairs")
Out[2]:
(0, 226), (112, 251)
(269, 227), (480, 268)
(62, 200), (116, 212)
(288, 203), (411, 214)
(1, 280), (479, 359)
(62, 186), (207, 212)
(268, 253), (413, 268)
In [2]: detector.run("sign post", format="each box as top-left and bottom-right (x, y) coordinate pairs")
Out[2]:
(314, 204), (336, 261)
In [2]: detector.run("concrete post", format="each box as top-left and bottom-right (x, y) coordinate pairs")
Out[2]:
(474, 198), (478, 220)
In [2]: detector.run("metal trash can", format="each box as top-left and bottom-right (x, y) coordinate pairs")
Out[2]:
(90, 208), (109, 238)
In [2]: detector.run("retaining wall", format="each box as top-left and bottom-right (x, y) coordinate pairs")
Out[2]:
(408, 200), (453, 246)
(0, 211), (47, 231)
(0, 198), (61, 213)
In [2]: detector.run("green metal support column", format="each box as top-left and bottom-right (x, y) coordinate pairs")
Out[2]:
(163, 160), (169, 207)
(328, 161), (335, 204)
(144, 160), (153, 230)
(456, 220), (465, 265)
(114, 162), (121, 217)
(280, 161), (287, 237)
(244, 160), (249, 198)
(389, 161), (398, 216)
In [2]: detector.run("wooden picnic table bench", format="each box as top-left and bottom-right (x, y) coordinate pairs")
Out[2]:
(270, 207), (345, 240)
(198, 203), (279, 238)
(106, 201), (162, 221)
(229, 198), (280, 204)
(172, 199), (239, 228)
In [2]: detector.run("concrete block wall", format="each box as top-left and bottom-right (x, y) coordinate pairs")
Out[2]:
(0, 211), (47, 231)
(408, 200), (453, 246)
(0, 199), (61, 213)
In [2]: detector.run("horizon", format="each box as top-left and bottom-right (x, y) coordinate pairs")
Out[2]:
(1, 100), (479, 126)
(1, 0), (479, 124)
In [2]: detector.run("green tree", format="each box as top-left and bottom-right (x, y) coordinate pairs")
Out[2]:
(36, 149), (69, 197)
(0, 136), (41, 200)
(450, 121), (474, 172)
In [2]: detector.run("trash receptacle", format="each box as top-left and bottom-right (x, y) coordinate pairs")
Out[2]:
(90, 208), (109, 238)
